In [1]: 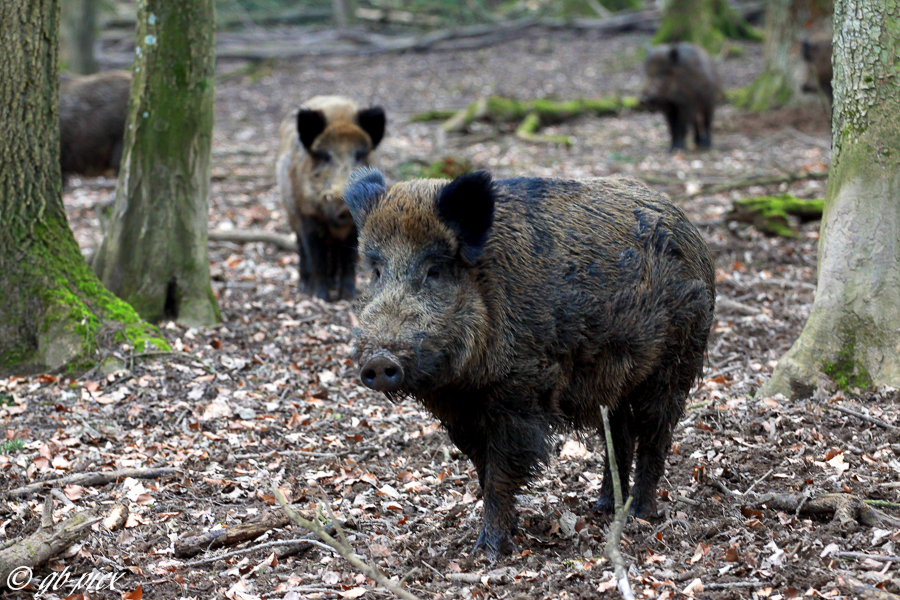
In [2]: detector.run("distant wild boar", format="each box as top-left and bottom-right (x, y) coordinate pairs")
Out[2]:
(801, 35), (833, 104)
(641, 42), (720, 151)
(59, 69), (131, 181)
(345, 169), (716, 557)
(277, 96), (386, 301)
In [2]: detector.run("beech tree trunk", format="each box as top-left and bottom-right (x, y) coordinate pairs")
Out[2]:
(653, 0), (758, 51)
(759, 0), (900, 397)
(60, 0), (97, 74)
(93, 0), (220, 327)
(0, 0), (165, 375)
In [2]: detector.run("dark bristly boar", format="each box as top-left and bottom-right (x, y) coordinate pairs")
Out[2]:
(344, 169), (716, 558)
(59, 70), (131, 181)
(641, 42), (720, 151)
(801, 35), (833, 105)
(277, 96), (386, 301)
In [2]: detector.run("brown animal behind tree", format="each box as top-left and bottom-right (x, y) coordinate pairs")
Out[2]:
(59, 69), (131, 182)
(277, 96), (386, 301)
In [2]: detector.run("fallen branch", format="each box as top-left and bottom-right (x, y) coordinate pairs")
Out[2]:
(183, 534), (336, 566)
(208, 228), (297, 252)
(175, 505), (306, 558)
(6, 467), (176, 499)
(834, 551), (900, 564)
(600, 405), (636, 600)
(276, 490), (422, 600)
(0, 496), (107, 586)
(446, 568), (516, 584)
(826, 405), (897, 431)
(837, 574), (900, 600)
(682, 171), (829, 200)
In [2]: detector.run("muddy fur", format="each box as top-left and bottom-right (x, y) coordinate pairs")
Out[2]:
(59, 70), (131, 181)
(345, 169), (716, 558)
(276, 96), (385, 301)
(641, 43), (720, 151)
(801, 35), (833, 105)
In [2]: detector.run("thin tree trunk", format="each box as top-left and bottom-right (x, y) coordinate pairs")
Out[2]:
(736, 0), (803, 110)
(60, 0), (97, 75)
(0, 0), (165, 375)
(93, 0), (220, 327)
(759, 0), (900, 397)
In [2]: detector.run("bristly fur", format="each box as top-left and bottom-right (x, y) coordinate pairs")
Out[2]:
(351, 173), (716, 558)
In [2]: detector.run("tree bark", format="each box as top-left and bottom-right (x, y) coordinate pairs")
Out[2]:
(60, 0), (97, 75)
(93, 0), (220, 327)
(653, 0), (759, 51)
(759, 0), (900, 397)
(0, 0), (165, 375)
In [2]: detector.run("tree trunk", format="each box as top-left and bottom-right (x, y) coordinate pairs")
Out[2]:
(60, 0), (97, 75)
(0, 0), (166, 375)
(759, 0), (900, 397)
(93, 0), (221, 327)
(653, 0), (759, 52)
(736, 0), (804, 110)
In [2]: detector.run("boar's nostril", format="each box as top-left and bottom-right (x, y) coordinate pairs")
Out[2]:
(360, 355), (404, 392)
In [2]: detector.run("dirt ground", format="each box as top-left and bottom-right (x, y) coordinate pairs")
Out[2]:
(3, 25), (900, 600)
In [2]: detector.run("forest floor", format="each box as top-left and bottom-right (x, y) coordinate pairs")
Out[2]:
(4, 24), (900, 600)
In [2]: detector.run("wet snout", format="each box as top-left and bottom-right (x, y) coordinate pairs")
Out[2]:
(359, 353), (404, 392)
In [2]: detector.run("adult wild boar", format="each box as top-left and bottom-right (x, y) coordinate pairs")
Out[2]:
(59, 70), (131, 181)
(277, 96), (386, 301)
(641, 42), (720, 151)
(345, 169), (716, 557)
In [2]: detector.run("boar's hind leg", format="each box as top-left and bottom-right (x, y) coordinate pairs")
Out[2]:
(446, 411), (552, 558)
(663, 104), (688, 151)
(297, 220), (331, 301)
(593, 402), (635, 515)
(695, 105), (713, 149)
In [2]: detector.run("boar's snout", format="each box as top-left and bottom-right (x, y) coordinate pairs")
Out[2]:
(359, 353), (404, 392)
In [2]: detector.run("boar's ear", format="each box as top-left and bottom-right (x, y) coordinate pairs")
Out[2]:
(344, 168), (386, 229)
(436, 171), (495, 266)
(357, 107), (386, 150)
(296, 109), (327, 152)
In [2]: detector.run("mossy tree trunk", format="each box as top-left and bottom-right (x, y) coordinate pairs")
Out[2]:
(0, 0), (166, 375)
(759, 0), (900, 397)
(93, 0), (221, 327)
(654, 0), (759, 52)
(60, 0), (97, 74)
(736, 0), (806, 110)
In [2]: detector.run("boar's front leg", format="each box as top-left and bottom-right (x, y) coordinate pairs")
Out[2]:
(297, 219), (330, 301)
(336, 229), (358, 301)
(445, 407), (551, 558)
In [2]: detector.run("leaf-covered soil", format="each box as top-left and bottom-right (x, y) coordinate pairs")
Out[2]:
(4, 27), (900, 600)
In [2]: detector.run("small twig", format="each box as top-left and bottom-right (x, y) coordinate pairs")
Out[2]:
(51, 488), (77, 510)
(705, 581), (765, 589)
(446, 568), (515, 584)
(865, 500), (900, 509)
(275, 489), (423, 600)
(183, 538), (335, 567)
(600, 405), (636, 600)
(834, 551), (900, 564)
(743, 468), (774, 496)
(826, 405), (897, 431)
(420, 561), (444, 580)
(133, 350), (217, 374)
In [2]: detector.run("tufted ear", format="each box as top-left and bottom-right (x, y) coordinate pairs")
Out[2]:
(357, 107), (386, 150)
(296, 108), (327, 152)
(344, 168), (387, 230)
(436, 171), (495, 266)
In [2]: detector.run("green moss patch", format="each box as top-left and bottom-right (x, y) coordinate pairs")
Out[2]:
(822, 335), (874, 393)
(727, 194), (824, 237)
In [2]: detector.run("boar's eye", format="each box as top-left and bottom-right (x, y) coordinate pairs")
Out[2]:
(424, 265), (441, 283)
(354, 150), (368, 163)
(313, 151), (332, 164)
(372, 266), (382, 280)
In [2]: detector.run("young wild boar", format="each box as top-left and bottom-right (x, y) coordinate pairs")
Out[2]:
(641, 42), (720, 151)
(59, 70), (131, 181)
(344, 169), (716, 558)
(801, 35), (833, 105)
(277, 96), (386, 301)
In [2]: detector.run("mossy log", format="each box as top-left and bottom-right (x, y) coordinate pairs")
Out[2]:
(727, 193), (823, 237)
(424, 96), (640, 141)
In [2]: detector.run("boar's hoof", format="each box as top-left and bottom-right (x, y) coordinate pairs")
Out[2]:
(592, 496), (658, 520)
(359, 354), (404, 392)
(474, 526), (515, 559)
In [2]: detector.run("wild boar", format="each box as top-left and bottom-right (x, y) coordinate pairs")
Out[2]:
(345, 169), (716, 557)
(801, 35), (833, 104)
(276, 96), (386, 301)
(59, 69), (131, 181)
(641, 42), (720, 151)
